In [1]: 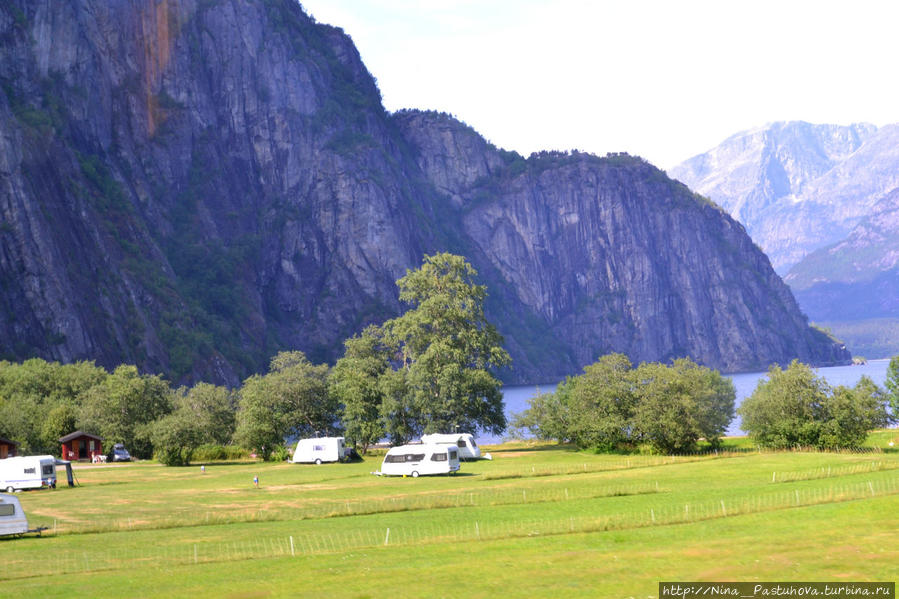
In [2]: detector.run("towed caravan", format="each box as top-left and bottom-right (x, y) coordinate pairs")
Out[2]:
(0, 493), (47, 537)
(377, 443), (460, 477)
(421, 433), (486, 460)
(292, 437), (347, 464)
(0, 455), (57, 492)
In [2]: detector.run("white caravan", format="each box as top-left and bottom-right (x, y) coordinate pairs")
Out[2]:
(0, 494), (31, 536)
(292, 437), (346, 464)
(421, 433), (483, 460)
(0, 455), (57, 492)
(377, 443), (460, 477)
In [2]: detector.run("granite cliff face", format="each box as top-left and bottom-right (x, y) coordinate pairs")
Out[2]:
(670, 122), (899, 273)
(0, 0), (849, 384)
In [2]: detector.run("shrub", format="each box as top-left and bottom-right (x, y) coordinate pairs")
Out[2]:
(738, 361), (890, 449)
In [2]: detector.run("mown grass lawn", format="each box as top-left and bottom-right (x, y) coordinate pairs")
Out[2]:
(2, 434), (898, 598)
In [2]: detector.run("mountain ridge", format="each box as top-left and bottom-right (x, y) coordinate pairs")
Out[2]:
(0, 0), (849, 384)
(670, 121), (899, 272)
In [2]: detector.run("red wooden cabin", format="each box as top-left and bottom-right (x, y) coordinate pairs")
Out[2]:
(0, 437), (18, 459)
(59, 431), (104, 462)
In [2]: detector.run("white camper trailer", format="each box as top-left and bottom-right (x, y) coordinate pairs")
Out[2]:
(0, 455), (57, 492)
(421, 433), (483, 460)
(0, 494), (30, 536)
(292, 437), (346, 464)
(0, 493), (47, 537)
(377, 444), (460, 477)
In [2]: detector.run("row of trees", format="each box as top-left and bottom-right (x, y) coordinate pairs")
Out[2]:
(0, 253), (510, 464)
(512, 354), (737, 453)
(515, 355), (899, 453)
(0, 359), (237, 465)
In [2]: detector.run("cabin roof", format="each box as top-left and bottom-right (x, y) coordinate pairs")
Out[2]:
(58, 431), (104, 443)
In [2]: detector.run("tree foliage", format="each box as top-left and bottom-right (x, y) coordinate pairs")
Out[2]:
(329, 326), (390, 453)
(0, 359), (107, 453)
(384, 253), (510, 438)
(78, 365), (173, 459)
(886, 355), (899, 416)
(235, 351), (335, 460)
(173, 383), (236, 446)
(512, 354), (735, 453)
(146, 406), (205, 466)
(738, 361), (889, 449)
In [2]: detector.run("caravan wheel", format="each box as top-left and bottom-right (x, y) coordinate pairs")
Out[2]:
(5, 486), (13, 493)
(314, 459), (322, 465)
(411, 471), (419, 478)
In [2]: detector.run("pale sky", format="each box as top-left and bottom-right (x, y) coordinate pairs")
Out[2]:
(298, 0), (899, 169)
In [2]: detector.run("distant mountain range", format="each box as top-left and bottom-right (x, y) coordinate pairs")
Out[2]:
(671, 121), (899, 357)
(0, 0), (849, 384)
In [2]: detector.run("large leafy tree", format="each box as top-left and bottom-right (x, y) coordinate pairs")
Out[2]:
(886, 355), (899, 417)
(384, 253), (510, 438)
(173, 383), (236, 446)
(566, 353), (636, 450)
(146, 405), (205, 466)
(631, 359), (735, 453)
(330, 326), (390, 453)
(147, 383), (235, 466)
(739, 360), (889, 449)
(78, 365), (172, 459)
(511, 355), (734, 453)
(510, 382), (573, 443)
(0, 359), (107, 453)
(235, 351), (335, 460)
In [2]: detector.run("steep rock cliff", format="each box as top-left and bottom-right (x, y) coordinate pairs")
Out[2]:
(0, 0), (849, 384)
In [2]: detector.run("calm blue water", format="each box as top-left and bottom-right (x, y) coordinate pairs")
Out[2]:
(483, 359), (892, 444)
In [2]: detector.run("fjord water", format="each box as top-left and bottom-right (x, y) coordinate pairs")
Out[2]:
(489, 359), (893, 444)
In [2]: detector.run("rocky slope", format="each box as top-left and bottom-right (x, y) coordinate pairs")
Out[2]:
(670, 122), (899, 272)
(786, 187), (899, 321)
(0, 0), (849, 385)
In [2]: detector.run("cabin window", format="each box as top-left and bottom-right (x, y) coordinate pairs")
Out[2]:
(42, 465), (54, 476)
(431, 452), (447, 462)
(0, 504), (15, 516)
(89, 440), (95, 451)
(457, 440), (467, 448)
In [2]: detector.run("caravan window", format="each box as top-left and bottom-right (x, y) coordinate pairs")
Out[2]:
(313, 445), (325, 452)
(385, 452), (426, 463)
(448, 449), (458, 460)
(457, 440), (467, 448)
(431, 452), (447, 462)
(0, 504), (15, 517)
(42, 465), (54, 476)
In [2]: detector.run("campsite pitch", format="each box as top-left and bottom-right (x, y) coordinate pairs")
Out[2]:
(2, 435), (898, 598)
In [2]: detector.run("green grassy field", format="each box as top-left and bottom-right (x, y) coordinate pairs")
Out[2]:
(3, 433), (899, 598)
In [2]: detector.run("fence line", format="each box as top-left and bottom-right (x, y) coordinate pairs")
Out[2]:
(771, 460), (898, 483)
(36, 480), (663, 536)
